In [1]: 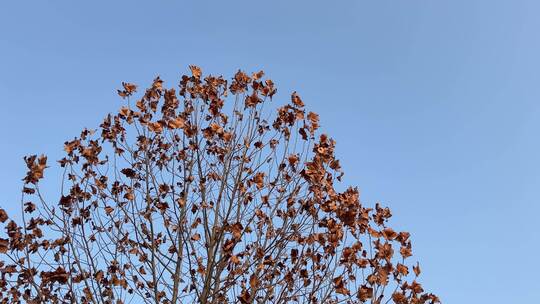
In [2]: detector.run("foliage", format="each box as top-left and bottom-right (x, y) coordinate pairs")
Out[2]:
(0, 67), (439, 304)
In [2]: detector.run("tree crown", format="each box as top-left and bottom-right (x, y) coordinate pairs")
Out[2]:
(0, 67), (439, 304)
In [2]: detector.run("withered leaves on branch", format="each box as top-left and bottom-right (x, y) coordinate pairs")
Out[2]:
(0, 66), (439, 304)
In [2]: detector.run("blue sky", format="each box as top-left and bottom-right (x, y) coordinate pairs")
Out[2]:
(1, 1), (539, 302)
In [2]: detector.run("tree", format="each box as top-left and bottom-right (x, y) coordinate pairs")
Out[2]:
(0, 66), (439, 304)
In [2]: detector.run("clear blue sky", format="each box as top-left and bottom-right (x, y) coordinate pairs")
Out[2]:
(1, 1), (539, 302)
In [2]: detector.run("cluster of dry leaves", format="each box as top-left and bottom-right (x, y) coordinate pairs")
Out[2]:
(0, 66), (439, 303)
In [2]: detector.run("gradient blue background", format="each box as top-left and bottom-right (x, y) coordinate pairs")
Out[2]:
(1, 1), (539, 302)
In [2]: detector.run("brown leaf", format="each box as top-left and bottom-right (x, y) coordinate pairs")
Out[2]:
(238, 290), (251, 304)
(252, 70), (264, 80)
(168, 117), (186, 129)
(291, 91), (305, 107)
(396, 263), (409, 276)
(249, 273), (259, 289)
(307, 111), (319, 134)
(148, 122), (163, 133)
(413, 262), (421, 277)
(333, 276), (350, 295)
(231, 255), (240, 264)
(252, 172), (265, 190)
(288, 154), (299, 167)
(0, 238), (8, 253)
(24, 202), (36, 213)
(382, 227), (397, 240)
(223, 131), (233, 142)
(400, 245), (412, 259)
(41, 267), (69, 284)
(104, 206), (114, 215)
(189, 65), (202, 79)
(0, 208), (7, 223)
(121, 168), (137, 178)
(117, 82), (137, 98)
(358, 285), (373, 301)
